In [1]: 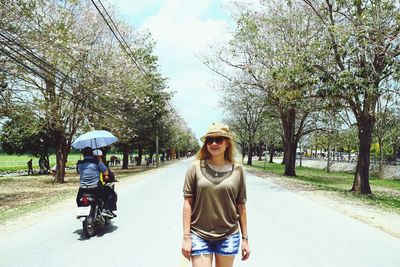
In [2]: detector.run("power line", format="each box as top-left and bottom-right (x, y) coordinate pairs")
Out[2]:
(1, 2), (176, 129)
(90, 0), (146, 74)
(89, 0), (177, 115)
(97, 0), (144, 68)
(3, 3), (146, 108)
(0, 30), (128, 127)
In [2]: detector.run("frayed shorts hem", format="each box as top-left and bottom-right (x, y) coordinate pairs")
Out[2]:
(190, 231), (240, 256)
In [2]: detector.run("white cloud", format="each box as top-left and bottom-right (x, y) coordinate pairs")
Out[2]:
(109, 0), (234, 138)
(109, 0), (162, 16)
(134, 0), (232, 138)
(159, 0), (213, 17)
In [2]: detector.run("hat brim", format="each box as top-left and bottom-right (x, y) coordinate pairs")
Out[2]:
(200, 132), (234, 143)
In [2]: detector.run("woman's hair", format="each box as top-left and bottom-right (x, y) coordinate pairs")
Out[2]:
(196, 138), (240, 163)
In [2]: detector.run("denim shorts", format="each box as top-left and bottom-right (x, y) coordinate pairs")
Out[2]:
(191, 231), (240, 256)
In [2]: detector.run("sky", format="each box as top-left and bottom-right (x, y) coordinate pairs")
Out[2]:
(108, 0), (235, 140)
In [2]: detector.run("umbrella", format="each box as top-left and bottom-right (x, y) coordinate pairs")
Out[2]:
(71, 130), (118, 149)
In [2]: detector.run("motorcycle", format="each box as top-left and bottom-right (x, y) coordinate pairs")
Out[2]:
(76, 184), (115, 238)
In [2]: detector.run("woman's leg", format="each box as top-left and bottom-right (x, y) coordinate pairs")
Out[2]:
(215, 255), (235, 267)
(191, 254), (213, 267)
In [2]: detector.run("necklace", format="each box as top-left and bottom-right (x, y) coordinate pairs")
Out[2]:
(209, 161), (227, 177)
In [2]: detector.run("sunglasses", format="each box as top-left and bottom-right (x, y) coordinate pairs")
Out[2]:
(205, 136), (225, 145)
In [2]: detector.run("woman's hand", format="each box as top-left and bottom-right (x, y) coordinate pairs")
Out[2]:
(241, 239), (250, 261)
(181, 235), (192, 261)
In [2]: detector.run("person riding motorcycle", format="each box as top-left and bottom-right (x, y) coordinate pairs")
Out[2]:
(93, 149), (118, 217)
(76, 147), (113, 218)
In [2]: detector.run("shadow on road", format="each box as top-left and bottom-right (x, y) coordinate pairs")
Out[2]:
(74, 223), (119, 240)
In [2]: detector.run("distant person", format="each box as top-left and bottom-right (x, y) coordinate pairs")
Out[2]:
(181, 122), (250, 267)
(38, 158), (45, 174)
(51, 165), (57, 178)
(146, 156), (151, 167)
(27, 159), (33, 175)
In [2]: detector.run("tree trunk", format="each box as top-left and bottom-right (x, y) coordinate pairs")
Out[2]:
(269, 145), (275, 163)
(284, 141), (297, 176)
(122, 144), (129, 169)
(351, 115), (373, 194)
(241, 143), (246, 160)
(281, 108), (297, 176)
(167, 148), (171, 160)
(136, 144), (143, 166)
(54, 132), (66, 183)
(44, 155), (50, 172)
(258, 143), (262, 161)
(247, 145), (253, 165)
(327, 143), (331, 173)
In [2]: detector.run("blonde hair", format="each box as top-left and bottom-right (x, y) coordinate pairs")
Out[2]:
(196, 138), (241, 163)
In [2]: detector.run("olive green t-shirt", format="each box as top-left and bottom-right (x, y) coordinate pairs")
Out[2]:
(183, 159), (247, 240)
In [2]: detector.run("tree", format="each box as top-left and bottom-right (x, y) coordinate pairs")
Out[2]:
(303, 0), (400, 194)
(206, 1), (324, 175)
(1, 1), (169, 181)
(221, 84), (269, 165)
(258, 116), (282, 163)
(0, 105), (54, 171)
(375, 92), (399, 178)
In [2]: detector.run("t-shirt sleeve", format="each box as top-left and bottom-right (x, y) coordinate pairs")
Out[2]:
(98, 161), (108, 173)
(183, 162), (196, 198)
(236, 166), (247, 204)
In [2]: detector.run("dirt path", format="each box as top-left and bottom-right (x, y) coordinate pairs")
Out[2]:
(247, 168), (400, 238)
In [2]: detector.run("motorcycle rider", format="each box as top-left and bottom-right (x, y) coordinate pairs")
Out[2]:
(76, 147), (113, 218)
(93, 149), (118, 217)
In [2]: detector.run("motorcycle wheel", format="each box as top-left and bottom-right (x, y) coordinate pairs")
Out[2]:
(82, 208), (96, 237)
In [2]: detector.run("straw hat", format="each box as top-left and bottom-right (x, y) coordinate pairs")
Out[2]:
(200, 122), (235, 142)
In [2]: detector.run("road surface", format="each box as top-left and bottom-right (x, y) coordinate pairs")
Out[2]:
(1, 159), (400, 267)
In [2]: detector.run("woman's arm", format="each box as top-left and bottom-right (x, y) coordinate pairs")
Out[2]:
(182, 197), (193, 261)
(237, 203), (250, 261)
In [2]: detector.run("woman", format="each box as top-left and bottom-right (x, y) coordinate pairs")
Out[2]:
(182, 122), (250, 267)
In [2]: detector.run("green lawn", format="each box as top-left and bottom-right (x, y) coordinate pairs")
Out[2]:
(0, 153), (82, 171)
(0, 152), (130, 172)
(251, 160), (400, 212)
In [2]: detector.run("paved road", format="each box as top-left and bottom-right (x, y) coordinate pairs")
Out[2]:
(1, 159), (400, 267)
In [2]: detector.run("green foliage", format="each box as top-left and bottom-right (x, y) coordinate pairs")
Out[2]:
(0, 106), (54, 158)
(0, 0), (190, 175)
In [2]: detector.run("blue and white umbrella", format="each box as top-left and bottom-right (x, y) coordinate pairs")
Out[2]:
(71, 130), (118, 149)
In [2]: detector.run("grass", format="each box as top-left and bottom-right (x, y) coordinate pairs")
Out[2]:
(250, 160), (400, 212)
(0, 153), (127, 171)
(0, 153), (82, 171)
